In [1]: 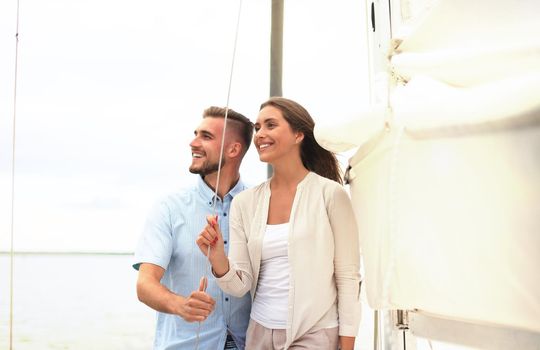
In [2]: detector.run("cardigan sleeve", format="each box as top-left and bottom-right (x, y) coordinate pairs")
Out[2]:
(328, 184), (362, 337)
(215, 194), (254, 298)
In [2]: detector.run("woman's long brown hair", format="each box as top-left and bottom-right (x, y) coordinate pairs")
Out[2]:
(260, 97), (342, 184)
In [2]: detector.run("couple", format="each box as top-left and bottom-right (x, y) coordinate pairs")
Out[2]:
(134, 97), (361, 350)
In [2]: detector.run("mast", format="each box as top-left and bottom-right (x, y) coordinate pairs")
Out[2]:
(268, 0), (283, 178)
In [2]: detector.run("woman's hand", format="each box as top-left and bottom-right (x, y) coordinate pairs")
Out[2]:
(196, 215), (230, 277)
(339, 336), (355, 350)
(196, 215), (222, 257)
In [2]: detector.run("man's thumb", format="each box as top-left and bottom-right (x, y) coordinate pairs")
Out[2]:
(199, 276), (208, 292)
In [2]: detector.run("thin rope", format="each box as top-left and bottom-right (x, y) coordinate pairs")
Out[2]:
(365, 0), (374, 104)
(10, 0), (22, 348)
(212, 0), (243, 214)
(195, 1), (243, 349)
(381, 123), (405, 310)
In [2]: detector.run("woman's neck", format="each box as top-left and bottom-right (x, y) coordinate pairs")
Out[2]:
(270, 161), (309, 189)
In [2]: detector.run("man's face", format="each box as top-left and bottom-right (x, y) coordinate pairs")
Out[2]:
(189, 117), (226, 176)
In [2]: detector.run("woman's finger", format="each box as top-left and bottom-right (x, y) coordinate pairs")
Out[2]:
(196, 235), (213, 249)
(200, 228), (216, 242)
(214, 224), (224, 242)
(206, 214), (218, 224)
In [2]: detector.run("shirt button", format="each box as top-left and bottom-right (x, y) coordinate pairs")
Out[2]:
(225, 297), (229, 301)
(223, 213), (227, 216)
(224, 240), (228, 245)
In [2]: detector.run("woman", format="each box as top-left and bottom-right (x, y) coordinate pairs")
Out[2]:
(197, 97), (361, 349)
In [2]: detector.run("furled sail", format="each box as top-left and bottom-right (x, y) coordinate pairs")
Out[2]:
(316, 0), (540, 337)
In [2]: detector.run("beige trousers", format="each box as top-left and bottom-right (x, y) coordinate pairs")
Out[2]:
(245, 319), (339, 350)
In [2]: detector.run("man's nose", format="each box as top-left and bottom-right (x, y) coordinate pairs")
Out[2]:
(189, 137), (200, 148)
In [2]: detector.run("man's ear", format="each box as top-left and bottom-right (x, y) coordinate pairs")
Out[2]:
(227, 142), (242, 158)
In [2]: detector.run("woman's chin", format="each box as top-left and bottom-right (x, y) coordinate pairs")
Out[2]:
(258, 154), (270, 163)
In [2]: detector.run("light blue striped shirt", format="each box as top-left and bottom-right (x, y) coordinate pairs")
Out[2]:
(134, 176), (251, 350)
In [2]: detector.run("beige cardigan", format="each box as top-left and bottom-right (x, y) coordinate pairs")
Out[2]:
(216, 172), (361, 348)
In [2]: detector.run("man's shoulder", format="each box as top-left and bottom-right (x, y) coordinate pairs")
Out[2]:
(157, 185), (199, 209)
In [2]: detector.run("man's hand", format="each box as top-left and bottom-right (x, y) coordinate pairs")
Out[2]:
(136, 264), (215, 322)
(177, 277), (215, 322)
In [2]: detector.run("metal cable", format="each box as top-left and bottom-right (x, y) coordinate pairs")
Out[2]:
(194, 1), (243, 348)
(9, 0), (21, 348)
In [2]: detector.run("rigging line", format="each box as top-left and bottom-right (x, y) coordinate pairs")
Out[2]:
(195, 1), (243, 349)
(10, 0), (22, 349)
(365, 0), (374, 105)
(213, 0), (243, 215)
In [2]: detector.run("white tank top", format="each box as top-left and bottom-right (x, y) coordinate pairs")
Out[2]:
(250, 223), (290, 329)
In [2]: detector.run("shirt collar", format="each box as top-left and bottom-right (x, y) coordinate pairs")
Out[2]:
(196, 175), (245, 202)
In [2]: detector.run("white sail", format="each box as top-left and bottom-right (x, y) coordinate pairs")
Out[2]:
(316, 0), (540, 347)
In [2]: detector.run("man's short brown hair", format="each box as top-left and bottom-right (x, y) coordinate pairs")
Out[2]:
(203, 106), (253, 155)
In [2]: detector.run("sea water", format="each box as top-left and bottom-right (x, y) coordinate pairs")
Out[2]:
(0, 254), (472, 350)
(0, 253), (154, 349)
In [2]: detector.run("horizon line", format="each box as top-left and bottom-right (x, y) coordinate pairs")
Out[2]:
(0, 251), (134, 256)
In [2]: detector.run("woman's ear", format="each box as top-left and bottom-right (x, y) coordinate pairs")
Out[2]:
(295, 132), (304, 144)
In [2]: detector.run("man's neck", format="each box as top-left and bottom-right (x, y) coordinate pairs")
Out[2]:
(202, 170), (240, 199)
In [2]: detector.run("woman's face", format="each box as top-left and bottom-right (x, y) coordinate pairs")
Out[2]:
(253, 105), (301, 164)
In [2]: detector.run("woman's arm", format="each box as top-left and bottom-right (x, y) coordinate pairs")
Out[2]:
(339, 335), (356, 350)
(328, 185), (362, 342)
(197, 215), (230, 277)
(196, 200), (254, 297)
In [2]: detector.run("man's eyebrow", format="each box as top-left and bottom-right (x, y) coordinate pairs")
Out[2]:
(195, 129), (214, 138)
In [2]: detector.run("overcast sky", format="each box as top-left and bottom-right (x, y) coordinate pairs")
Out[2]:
(0, 0), (369, 252)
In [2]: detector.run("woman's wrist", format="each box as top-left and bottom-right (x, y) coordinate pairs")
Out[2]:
(339, 335), (355, 350)
(210, 252), (230, 278)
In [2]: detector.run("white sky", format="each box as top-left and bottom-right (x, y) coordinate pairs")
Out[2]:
(0, 0), (369, 252)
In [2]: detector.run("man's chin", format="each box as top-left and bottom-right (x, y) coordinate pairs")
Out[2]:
(191, 158), (223, 174)
(189, 165), (219, 176)
(189, 166), (202, 174)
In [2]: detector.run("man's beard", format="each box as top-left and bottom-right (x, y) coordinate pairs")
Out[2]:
(189, 157), (225, 176)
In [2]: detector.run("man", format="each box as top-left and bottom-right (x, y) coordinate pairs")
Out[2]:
(133, 106), (253, 350)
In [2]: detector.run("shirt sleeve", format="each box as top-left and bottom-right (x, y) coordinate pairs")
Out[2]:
(215, 194), (254, 298)
(328, 184), (362, 337)
(132, 199), (174, 271)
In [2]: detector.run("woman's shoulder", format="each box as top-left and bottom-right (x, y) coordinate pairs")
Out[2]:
(307, 172), (344, 191)
(305, 173), (350, 207)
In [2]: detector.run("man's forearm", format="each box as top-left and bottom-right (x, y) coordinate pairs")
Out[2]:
(137, 274), (184, 315)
